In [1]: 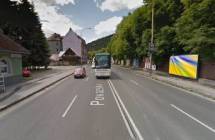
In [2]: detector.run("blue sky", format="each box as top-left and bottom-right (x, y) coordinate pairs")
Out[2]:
(30, 0), (143, 42)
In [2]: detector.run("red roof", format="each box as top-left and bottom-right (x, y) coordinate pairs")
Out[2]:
(0, 32), (30, 54)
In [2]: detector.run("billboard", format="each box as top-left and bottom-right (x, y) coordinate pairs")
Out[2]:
(169, 55), (199, 79)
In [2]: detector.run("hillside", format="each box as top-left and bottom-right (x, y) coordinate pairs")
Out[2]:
(87, 35), (113, 51)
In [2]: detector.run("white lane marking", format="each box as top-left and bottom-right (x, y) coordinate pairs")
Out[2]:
(171, 104), (215, 133)
(108, 80), (144, 140)
(62, 95), (78, 118)
(130, 80), (139, 86)
(107, 81), (134, 139)
(90, 84), (104, 106)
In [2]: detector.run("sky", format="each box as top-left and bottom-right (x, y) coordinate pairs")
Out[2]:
(27, 0), (143, 43)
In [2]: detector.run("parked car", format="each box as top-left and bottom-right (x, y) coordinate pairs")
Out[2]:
(74, 67), (86, 78)
(22, 68), (31, 77)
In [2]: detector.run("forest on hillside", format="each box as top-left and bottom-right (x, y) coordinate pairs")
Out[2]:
(87, 35), (113, 59)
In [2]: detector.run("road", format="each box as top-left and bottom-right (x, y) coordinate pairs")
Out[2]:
(0, 65), (215, 140)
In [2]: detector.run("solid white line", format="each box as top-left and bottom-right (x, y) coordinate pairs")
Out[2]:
(62, 95), (78, 118)
(130, 80), (139, 86)
(108, 80), (144, 140)
(171, 104), (215, 133)
(107, 81), (135, 139)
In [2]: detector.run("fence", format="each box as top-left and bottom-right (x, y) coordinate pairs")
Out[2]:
(0, 74), (5, 93)
(199, 61), (215, 80)
(146, 58), (215, 81)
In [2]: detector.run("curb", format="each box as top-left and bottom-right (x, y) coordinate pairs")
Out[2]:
(0, 86), (22, 102)
(0, 72), (73, 112)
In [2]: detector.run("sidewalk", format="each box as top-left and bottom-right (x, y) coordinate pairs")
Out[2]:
(135, 69), (215, 100)
(0, 66), (74, 111)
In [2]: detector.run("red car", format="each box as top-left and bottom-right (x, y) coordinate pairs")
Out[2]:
(22, 68), (31, 77)
(74, 67), (86, 78)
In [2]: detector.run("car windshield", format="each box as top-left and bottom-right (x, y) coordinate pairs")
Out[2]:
(1, 0), (215, 140)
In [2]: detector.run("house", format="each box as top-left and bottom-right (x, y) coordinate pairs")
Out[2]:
(47, 33), (63, 54)
(62, 28), (87, 64)
(59, 48), (81, 65)
(0, 32), (29, 86)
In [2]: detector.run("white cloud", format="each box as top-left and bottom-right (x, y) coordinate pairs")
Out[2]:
(33, 0), (75, 6)
(94, 16), (122, 36)
(82, 16), (123, 43)
(31, 0), (81, 37)
(95, 0), (143, 12)
(55, 0), (75, 6)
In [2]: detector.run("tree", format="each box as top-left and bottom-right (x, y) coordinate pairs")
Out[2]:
(176, 0), (215, 60)
(0, 0), (50, 67)
(108, 0), (184, 64)
(108, 0), (215, 66)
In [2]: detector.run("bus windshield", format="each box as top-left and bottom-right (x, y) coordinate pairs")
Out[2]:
(95, 54), (111, 69)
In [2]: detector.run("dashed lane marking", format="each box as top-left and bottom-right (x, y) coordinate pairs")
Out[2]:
(62, 95), (78, 118)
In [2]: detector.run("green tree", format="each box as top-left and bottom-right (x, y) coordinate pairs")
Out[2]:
(108, 0), (215, 65)
(0, 0), (50, 67)
(176, 0), (215, 60)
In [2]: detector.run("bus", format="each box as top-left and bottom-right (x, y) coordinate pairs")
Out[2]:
(94, 53), (111, 78)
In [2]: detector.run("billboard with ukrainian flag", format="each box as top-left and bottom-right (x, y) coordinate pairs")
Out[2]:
(169, 55), (199, 79)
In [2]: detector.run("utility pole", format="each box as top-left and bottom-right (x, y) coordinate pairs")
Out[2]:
(149, 0), (155, 74)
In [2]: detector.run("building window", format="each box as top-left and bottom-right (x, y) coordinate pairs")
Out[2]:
(0, 59), (9, 74)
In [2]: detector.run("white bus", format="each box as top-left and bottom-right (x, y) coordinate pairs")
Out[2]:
(95, 53), (111, 78)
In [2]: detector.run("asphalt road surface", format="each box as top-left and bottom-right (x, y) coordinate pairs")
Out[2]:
(0, 65), (215, 140)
